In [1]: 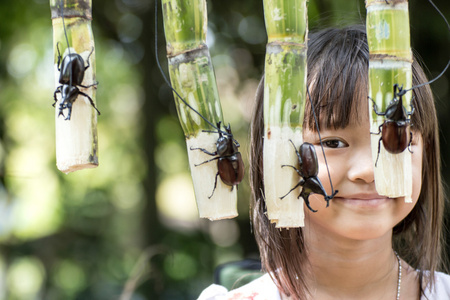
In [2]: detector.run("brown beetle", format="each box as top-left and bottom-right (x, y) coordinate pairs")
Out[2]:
(370, 84), (414, 166)
(281, 141), (338, 212)
(190, 122), (245, 198)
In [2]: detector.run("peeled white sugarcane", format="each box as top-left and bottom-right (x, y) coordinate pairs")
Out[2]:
(161, 0), (241, 220)
(50, 0), (99, 173)
(262, 0), (308, 227)
(366, 0), (413, 202)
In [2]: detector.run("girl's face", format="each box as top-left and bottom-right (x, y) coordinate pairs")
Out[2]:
(302, 103), (423, 241)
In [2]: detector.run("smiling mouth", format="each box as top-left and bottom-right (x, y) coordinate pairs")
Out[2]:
(333, 196), (391, 209)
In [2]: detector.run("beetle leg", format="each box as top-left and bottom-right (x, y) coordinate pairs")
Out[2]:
(407, 103), (415, 116)
(78, 91), (101, 115)
(78, 81), (98, 89)
(53, 86), (62, 107)
(208, 172), (220, 199)
(281, 164), (302, 178)
(84, 46), (94, 70)
(375, 136), (382, 167)
(280, 178), (306, 200)
(287, 139), (303, 166)
(324, 189), (339, 207)
(407, 131), (414, 153)
(190, 147), (218, 157)
(65, 102), (73, 120)
(56, 42), (62, 72)
(368, 97), (386, 117)
(194, 156), (220, 167)
(370, 123), (383, 136)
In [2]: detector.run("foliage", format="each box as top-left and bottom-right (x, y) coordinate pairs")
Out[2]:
(0, 0), (448, 299)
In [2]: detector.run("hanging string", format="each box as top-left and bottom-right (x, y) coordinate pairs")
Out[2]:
(59, 0), (73, 87)
(153, 0), (229, 137)
(306, 86), (337, 198)
(405, 0), (449, 92)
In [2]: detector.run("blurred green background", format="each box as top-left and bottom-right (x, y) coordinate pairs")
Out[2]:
(0, 0), (448, 299)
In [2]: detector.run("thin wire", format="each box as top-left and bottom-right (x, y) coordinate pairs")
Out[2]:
(306, 86), (336, 197)
(405, 0), (450, 92)
(153, 0), (226, 135)
(60, 0), (73, 87)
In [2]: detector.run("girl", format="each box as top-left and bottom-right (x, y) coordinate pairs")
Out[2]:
(199, 25), (450, 299)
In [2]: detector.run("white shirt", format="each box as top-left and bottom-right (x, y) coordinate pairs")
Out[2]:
(198, 272), (450, 300)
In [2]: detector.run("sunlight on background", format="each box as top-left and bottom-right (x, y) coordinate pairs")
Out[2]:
(156, 173), (199, 226)
(6, 257), (45, 299)
(0, 0), (287, 299)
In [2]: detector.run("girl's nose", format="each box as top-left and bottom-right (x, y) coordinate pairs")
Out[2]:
(347, 146), (375, 183)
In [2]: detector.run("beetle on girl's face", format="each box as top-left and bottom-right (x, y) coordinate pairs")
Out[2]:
(370, 84), (414, 166)
(190, 122), (245, 199)
(53, 43), (100, 120)
(280, 141), (338, 212)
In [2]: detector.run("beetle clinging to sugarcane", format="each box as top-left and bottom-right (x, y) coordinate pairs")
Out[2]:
(370, 84), (414, 166)
(52, 0), (100, 121)
(156, 0), (244, 219)
(53, 42), (100, 120)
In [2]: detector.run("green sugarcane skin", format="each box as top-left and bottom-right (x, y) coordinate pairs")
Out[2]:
(368, 62), (412, 121)
(50, 0), (92, 19)
(366, 2), (411, 59)
(263, 0), (307, 128)
(366, 0), (412, 110)
(162, 0), (207, 56)
(161, 0), (223, 137)
(168, 47), (223, 137)
(263, 0), (307, 43)
(264, 44), (306, 128)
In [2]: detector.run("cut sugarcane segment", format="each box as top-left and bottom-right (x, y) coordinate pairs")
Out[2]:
(50, 1), (99, 174)
(366, 0), (413, 202)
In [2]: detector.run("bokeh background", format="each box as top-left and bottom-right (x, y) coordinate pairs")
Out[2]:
(0, 0), (449, 299)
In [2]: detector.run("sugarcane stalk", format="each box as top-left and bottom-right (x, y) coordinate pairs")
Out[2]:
(161, 0), (238, 220)
(263, 0), (308, 227)
(366, 0), (413, 202)
(50, 0), (99, 174)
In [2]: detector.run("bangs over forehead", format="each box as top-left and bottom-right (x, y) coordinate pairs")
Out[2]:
(305, 26), (369, 130)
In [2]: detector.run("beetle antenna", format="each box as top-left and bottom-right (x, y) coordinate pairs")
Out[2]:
(306, 86), (337, 199)
(154, 0), (230, 137)
(59, 0), (73, 87)
(405, 0), (449, 92)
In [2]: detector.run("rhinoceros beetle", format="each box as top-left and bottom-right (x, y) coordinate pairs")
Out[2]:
(53, 42), (100, 120)
(280, 140), (338, 213)
(190, 122), (244, 199)
(370, 84), (414, 166)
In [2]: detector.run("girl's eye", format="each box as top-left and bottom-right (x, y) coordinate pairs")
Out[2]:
(322, 139), (347, 148)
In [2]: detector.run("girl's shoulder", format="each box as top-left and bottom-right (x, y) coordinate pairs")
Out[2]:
(422, 271), (450, 299)
(197, 273), (281, 300)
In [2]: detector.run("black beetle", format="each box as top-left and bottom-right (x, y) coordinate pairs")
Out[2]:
(53, 42), (100, 120)
(370, 84), (414, 166)
(280, 140), (338, 212)
(190, 122), (245, 199)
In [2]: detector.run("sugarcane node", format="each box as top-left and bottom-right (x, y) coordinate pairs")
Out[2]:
(53, 42), (100, 121)
(280, 140), (338, 213)
(369, 84), (414, 166)
(190, 122), (245, 199)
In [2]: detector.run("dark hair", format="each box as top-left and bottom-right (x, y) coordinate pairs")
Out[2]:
(250, 25), (444, 299)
